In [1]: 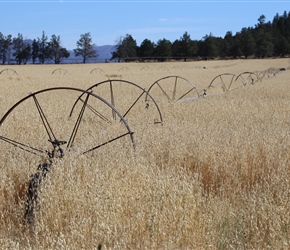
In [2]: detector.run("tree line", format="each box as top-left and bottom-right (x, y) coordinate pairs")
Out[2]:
(0, 32), (97, 64)
(113, 11), (290, 62)
(0, 11), (289, 64)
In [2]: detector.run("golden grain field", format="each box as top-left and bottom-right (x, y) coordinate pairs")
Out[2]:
(0, 59), (290, 249)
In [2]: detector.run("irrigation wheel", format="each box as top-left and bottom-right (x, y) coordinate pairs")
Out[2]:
(90, 68), (105, 74)
(205, 73), (245, 96)
(146, 76), (200, 103)
(261, 67), (281, 80)
(69, 79), (163, 126)
(235, 71), (260, 85)
(0, 68), (18, 76)
(51, 68), (67, 75)
(0, 87), (135, 160)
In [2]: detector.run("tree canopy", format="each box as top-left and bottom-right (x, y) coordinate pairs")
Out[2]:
(48, 34), (70, 64)
(111, 34), (137, 62)
(74, 32), (97, 63)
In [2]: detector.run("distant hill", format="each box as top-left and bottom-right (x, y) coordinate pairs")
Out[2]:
(95, 45), (116, 62)
(64, 45), (116, 64)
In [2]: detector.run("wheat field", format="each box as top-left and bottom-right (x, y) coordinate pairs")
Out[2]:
(0, 59), (290, 249)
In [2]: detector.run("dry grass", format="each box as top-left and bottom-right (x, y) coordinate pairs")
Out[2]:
(0, 59), (290, 249)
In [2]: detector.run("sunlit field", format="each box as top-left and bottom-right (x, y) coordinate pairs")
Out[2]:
(0, 58), (290, 249)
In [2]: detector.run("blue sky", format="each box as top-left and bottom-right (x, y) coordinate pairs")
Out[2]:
(0, 1), (289, 49)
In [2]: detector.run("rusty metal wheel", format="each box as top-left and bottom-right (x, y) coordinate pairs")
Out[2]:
(90, 68), (105, 74)
(205, 73), (246, 96)
(0, 87), (135, 159)
(235, 71), (260, 85)
(69, 79), (163, 126)
(51, 68), (67, 75)
(0, 68), (18, 76)
(146, 76), (200, 102)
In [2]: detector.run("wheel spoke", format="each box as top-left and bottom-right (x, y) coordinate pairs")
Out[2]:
(122, 90), (146, 119)
(172, 76), (178, 100)
(156, 81), (171, 101)
(67, 92), (90, 149)
(78, 98), (112, 124)
(33, 95), (56, 142)
(220, 75), (226, 91)
(109, 80), (117, 120)
(177, 87), (196, 101)
(0, 135), (45, 156)
(82, 131), (134, 155)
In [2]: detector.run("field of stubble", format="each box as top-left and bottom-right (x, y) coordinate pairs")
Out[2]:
(0, 59), (290, 249)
